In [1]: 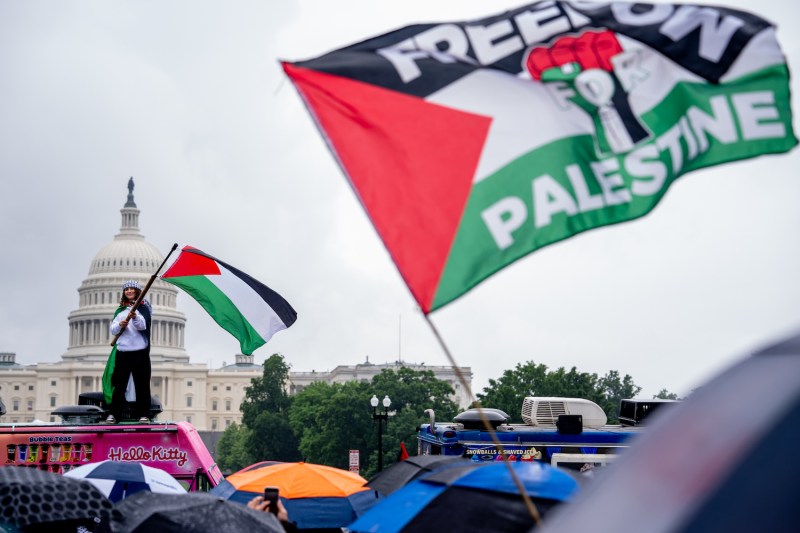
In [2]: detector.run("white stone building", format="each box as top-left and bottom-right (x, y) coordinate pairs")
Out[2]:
(0, 180), (472, 429)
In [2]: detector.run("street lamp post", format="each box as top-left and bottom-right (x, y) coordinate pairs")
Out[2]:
(370, 394), (391, 472)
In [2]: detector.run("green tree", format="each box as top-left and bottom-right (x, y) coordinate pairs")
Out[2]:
(654, 388), (679, 400)
(474, 362), (550, 420)
(370, 367), (458, 419)
(476, 361), (641, 424)
(597, 370), (641, 423)
(241, 354), (293, 425)
(288, 367), (459, 478)
(476, 362), (602, 422)
(289, 380), (373, 469)
(248, 411), (302, 463)
(215, 422), (255, 473)
(542, 366), (601, 403)
(370, 367), (459, 475)
(239, 354), (301, 462)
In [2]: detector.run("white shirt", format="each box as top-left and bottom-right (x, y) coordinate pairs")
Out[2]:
(110, 308), (148, 351)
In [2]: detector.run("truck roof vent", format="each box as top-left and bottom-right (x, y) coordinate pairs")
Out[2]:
(521, 397), (607, 428)
(51, 405), (105, 424)
(453, 408), (510, 430)
(77, 391), (163, 421)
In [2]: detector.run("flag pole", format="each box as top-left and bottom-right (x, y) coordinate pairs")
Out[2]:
(110, 243), (179, 346)
(421, 312), (542, 525)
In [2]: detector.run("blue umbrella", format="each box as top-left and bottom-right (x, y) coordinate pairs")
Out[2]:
(348, 461), (579, 532)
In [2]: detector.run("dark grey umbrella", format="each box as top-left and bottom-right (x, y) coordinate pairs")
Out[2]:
(367, 455), (468, 495)
(110, 491), (284, 533)
(541, 331), (800, 533)
(0, 465), (115, 531)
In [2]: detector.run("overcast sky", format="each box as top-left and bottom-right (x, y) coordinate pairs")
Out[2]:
(1, 0), (798, 403)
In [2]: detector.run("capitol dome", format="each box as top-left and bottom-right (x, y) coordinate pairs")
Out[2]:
(89, 239), (164, 276)
(62, 178), (189, 363)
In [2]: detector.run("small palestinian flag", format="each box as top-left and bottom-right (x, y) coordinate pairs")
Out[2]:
(283, 1), (797, 313)
(161, 245), (297, 354)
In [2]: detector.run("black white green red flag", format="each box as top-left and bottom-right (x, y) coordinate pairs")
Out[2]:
(283, 1), (796, 313)
(161, 245), (297, 355)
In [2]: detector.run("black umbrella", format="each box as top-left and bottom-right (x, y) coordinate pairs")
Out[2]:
(541, 331), (800, 533)
(0, 465), (115, 532)
(367, 455), (468, 495)
(110, 491), (284, 533)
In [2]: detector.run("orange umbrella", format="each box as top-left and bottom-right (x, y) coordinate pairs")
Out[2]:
(228, 460), (368, 497)
(211, 461), (381, 529)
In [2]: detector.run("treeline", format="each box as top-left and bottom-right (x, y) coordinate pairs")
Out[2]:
(216, 355), (678, 476)
(477, 362), (641, 423)
(216, 354), (459, 479)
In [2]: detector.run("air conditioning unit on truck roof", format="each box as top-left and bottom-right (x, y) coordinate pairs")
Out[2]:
(521, 397), (607, 429)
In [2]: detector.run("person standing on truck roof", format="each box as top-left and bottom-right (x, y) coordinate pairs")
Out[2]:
(107, 280), (152, 423)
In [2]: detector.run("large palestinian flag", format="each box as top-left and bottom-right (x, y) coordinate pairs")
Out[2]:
(283, 1), (796, 313)
(161, 245), (297, 354)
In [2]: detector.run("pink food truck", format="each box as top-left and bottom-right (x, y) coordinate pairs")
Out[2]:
(0, 397), (222, 491)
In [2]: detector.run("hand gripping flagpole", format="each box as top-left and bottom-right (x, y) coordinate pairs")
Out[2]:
(110, 243), (179, 346)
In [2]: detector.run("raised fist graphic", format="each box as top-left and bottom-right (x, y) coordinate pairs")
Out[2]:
(526, 30), (650, 156)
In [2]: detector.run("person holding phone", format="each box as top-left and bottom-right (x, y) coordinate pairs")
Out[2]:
(248, 491), (295, 532)
(263, 487), (280, 515)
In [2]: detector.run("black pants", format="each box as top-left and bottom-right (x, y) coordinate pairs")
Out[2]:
(110, 348), (151, 420)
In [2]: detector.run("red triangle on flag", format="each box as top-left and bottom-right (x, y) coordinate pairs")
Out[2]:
(162, 247), (221, 278)
(283, 63), (491, 312)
